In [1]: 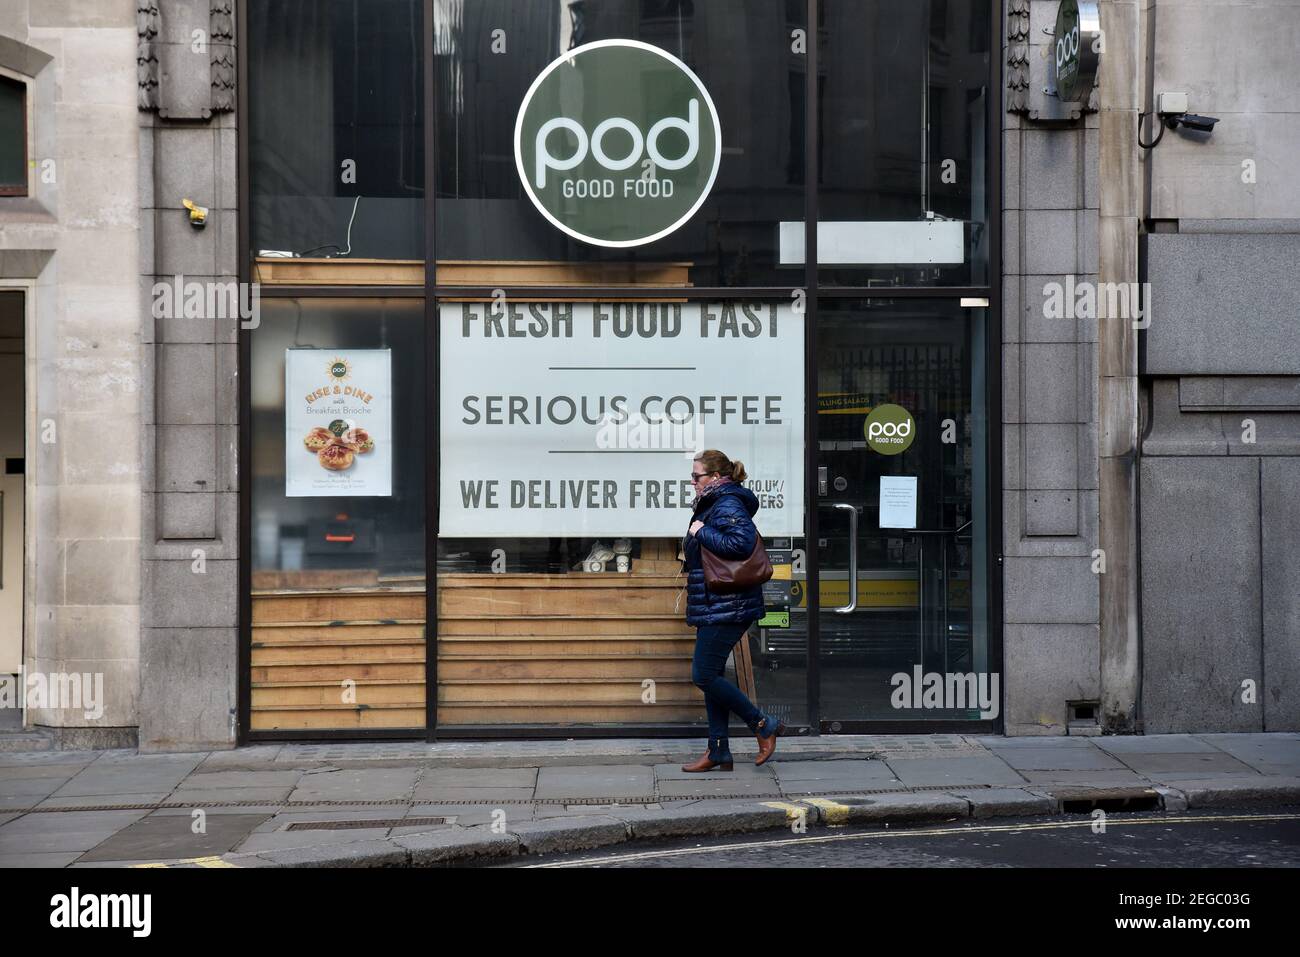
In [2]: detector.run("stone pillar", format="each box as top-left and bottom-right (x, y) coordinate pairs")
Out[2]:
(1096, 0), (1143, 732)
(138, 0), (239, 751)
(1001, 0), (1103, 735)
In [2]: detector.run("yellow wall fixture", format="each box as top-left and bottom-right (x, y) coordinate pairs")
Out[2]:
(182, 198), (208, 227)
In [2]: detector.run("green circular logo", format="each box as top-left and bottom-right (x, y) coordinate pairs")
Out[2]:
(865, 404), (916, 455)
(330, 362), (347, 378)
(328, 419), (348, 436)
(514, 39), (722, 248)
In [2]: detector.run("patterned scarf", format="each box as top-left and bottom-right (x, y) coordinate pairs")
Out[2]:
(692, 474), (732, 508)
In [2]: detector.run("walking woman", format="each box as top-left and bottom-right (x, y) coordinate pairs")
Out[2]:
(680, 449), (785, 772)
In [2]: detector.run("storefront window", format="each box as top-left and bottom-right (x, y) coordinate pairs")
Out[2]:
(816, 0), (991, 287)
(240, 2), (999, 739)
(435, 296), (807, 728)
(250, 299), (426, 731)
(433, 0), (806, 287)
(248, 0), (425, 262)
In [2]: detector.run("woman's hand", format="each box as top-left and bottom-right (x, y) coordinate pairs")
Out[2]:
(688, 520), (705, 536)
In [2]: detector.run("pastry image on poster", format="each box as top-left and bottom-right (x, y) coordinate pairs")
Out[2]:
(285, 350), (392, 497)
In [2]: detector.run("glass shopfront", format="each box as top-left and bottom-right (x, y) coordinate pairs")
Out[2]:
(240, 0), (999, 739)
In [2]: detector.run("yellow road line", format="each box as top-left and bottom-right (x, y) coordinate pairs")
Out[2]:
(128, 855), (238, 869)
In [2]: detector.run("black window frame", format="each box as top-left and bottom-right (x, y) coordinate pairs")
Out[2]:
(0, 73), (29, 197)
(236, 0), (1003, 743)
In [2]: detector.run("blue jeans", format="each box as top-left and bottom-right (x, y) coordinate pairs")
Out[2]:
(692, 623), (762, 741)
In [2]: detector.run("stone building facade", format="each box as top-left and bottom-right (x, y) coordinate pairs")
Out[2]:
(0, 0), (1295, 750)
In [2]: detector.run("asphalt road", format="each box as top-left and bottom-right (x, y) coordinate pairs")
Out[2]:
(505, 807), (1300, 869)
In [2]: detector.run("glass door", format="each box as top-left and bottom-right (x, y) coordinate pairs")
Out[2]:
(812, 299), (991, 728)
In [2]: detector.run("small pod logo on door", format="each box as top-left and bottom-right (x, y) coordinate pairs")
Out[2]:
(514, 39), (722, 247)
(865, 404), (916, 455)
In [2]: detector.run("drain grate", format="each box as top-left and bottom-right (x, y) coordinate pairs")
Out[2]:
(285, 817), (449, 831)
(1061, 794), (1161, 814)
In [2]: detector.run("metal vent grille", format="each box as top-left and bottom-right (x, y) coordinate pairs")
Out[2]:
(285, 816), (449, 831)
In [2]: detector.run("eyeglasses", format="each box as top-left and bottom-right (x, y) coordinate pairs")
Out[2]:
(690, 471), (712, 483)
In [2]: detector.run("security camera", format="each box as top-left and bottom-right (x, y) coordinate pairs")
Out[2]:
(1174, 113), (1219, 133)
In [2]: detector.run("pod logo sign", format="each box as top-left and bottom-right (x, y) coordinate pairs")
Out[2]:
(1052, 0), (1100, 103)
(865, 404), (916, 455)
(514, 40), (722, 248)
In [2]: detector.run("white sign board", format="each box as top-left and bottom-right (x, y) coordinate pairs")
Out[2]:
(285, 349), (393, 497)
(878, 475), (918, 529)
(439, 302), (804, 537)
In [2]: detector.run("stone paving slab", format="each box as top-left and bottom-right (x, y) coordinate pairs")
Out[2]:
(251, 837), (410, 868)
(0, 777), (67, 805)
(34, 792), (173, 810)
(418, 767), (538, 788)
(653, 763), (783, 798)
(286, 768), (419, 803)
(1019, 769), (1149, 787)
(1195, 734), (1300, 774)
(0, 809), (151, 854)
(236, 826), (396, 855)
(51, 754), (204, 798)
(176, 769), (304, 790)
(0, 751), (99, 768)
(987, 747), (1127, 771)
(0, 764), (88, 781)
(1091, 734), (1220, 754)
(76, 813), (270, 863)
(148, 804), (286, 816)
(254, 808), (425, 825)
(410, 786), (535, 802)
(969, 735), (1096, 749)
(1111, 751), (1259, 776)
(771, 759), (901, 786)
(157, 787), (296, 806)
(534, 765), (655, 800)
(195, 746), (286, 769)
(884, 756), (1028, 787)
(0, 851), (84, 867)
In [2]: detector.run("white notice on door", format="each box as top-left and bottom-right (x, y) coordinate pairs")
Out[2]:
(878, 475), (918, 529)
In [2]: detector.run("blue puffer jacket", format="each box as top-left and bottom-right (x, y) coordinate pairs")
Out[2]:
(682, 479), (766, 627)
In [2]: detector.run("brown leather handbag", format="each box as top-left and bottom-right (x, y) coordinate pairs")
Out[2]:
(700, 531), (774, 593)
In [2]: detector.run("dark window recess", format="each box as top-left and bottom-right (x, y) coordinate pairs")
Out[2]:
(4, 458), (22, 475)
(1069, 701), (1099, 722)
(0, 75), (26, 195)
(248, 0), (424, 259)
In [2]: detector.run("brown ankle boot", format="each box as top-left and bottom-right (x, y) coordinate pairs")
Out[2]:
(681, 738), (734, 772)
(754, 717), (786, 766)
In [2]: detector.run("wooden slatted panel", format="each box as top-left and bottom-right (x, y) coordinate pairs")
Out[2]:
(436, 570), (708, 726)
(250, 588), (426, 731)
(250, 560), (752, 731)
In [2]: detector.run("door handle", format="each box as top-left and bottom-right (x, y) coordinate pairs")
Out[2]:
(830, 502), (858, 614)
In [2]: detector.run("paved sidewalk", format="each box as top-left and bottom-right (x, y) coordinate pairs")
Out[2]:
(1, 733), (1298, 867)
